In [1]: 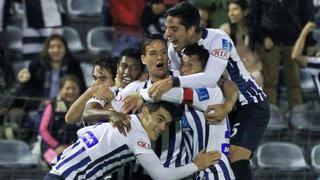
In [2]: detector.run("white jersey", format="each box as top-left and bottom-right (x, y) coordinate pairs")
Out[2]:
(122, 77), (185, 168)
(182, 87), (234, 180)
(49, 115), (152, 180)
(168, 28), (267, 106)
(306, 57), (320, 96)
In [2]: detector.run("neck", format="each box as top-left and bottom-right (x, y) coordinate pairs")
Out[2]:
(51, 61), (62, 70)
(149, 73), (169, 83)
(190, 30), (202, 44)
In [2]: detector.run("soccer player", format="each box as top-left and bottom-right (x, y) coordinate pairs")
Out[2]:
(291, 21), (320, 96)
(44, 101), (222, 180)
(148, 2), (270, 180)
(140, 44), (235, 179)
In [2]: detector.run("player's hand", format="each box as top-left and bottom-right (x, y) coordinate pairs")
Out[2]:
(148, 77), (173, 101)
(204, 104), (228, 124)
(193, 149), (221, 171)
(263, 37), (274, 50)
(92, 84), (114, 103)
(121, 93), (144, 114)
(17, 68), (31, 83)
(110, 111), (131, 136)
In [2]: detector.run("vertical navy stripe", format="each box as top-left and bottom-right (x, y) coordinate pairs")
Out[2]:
(163, 122), (176, 167)
(209, 165), (219, 180)
(61, 156), (91, 178)
(205, 123), (210, 149)
(175, 138), (185, 167)
(155, 136), (163, 158)
(218, 160), (231, 180)
(189, 106), (204, 151)
(56, 147), (86, 170)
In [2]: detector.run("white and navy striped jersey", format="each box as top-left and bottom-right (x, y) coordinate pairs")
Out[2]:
(122, 78), (186, 168)
(306, 57), (320, 96)
(49, 115), (152, 180)
(168, 28), (267, 106)
(182, 87), (235, 180)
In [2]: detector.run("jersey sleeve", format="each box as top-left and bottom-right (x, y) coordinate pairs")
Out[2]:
(178, 34), (233, 88)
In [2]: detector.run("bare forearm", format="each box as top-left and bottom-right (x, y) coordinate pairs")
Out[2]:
(82, 108), (114, 123)
(65, 88), (93, 124)
(292, 30), (308, 60)
(219, 79), (238, 112)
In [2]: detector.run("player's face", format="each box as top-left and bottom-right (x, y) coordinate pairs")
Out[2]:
(228, 3), (246, 24)
(142, 106), (172, 141)
(48, 39), (66, 62)
(165, 16), (195, 52)
(60, 80), (80, 103)
(180, 54), (203, 76)
(141, 40), (169, 81)
(117, 56), (142, 88)
(92, 65), (115, 87)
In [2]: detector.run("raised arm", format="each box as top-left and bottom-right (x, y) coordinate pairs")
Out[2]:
(291, 22), (317, 67)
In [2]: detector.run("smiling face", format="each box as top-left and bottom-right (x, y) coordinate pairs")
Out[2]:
(228, 3), (246, 24)
(141, 106), (172, 141)
(92, 65), (114, 87)
(48, 39), (66, 62)
(60, 80), (80, 103)
(165, 16), (195, 52)
(117, 56), (142, 88)
(180, 54), (203, 76)
(141, 40), (169, 82)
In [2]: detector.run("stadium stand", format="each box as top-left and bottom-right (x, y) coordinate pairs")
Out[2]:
(86, 26), (114, 55)
(62, 26), (85, 53)
(67, 0), (103, 17)
(311, 144), (320, 172)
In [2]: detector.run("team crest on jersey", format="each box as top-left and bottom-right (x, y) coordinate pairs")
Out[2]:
(211, 49), (230, 60)
(195, 88), (209, 101)
(80, 131), (98, 148)
(137, 140), (151, 149)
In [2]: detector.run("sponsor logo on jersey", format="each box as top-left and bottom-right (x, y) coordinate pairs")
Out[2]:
(211, 49), (230, 60)
(195, 88), (210, 101)
(137, 140), (151, 149)
(222, 39), (232, 51)
(80, 131), (98, 148)
(221, 143), (230, 156)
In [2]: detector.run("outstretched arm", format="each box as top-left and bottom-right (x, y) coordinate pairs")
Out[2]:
(291, 22), (317, 67)
(137, 150), (221, 180)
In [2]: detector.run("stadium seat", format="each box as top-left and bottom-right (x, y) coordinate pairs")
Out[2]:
(311, 144), (320, 172)
(87, 27), (114, 54)
(266, 104), (288, 132)
(256, 142), (309, 171)
(6, 26), (22, 52)
(62, 27), (84, 52)
(0, 140), (38, 168)
(67, 0), (103, 17)
(290, 101), (320, 132)
(13, 2), (24, 16)
(80, 62), (93, 87)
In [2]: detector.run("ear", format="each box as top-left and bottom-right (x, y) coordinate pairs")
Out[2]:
(141, 106), (150, 117)
(141, 55), (147, 65)
(188, 26), (197, 34)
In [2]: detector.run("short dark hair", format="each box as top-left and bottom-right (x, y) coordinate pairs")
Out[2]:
(228, 0), (248, 11)
(59, 75), (80, 89)
(183, 44), (209, 70)
(141, 34), (167, 55)
(93, 56), (117, 80)
(166, 2), (201, 32)
(143, 101), (180, 122)
(119, 48), (144, 70)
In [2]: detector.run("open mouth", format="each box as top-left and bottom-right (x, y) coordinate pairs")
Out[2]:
(122, 77), (132, 83)
(156, 62), (164, 68)
(153, 129), (160, 137)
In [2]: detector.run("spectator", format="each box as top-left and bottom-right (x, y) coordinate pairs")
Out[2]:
(141, 0), (167, 34)
(109, 0), (146, 56)
(220, 0), (263, 87)
(39, 75), (82, 165)
(17, 34), (86, 98)
(196, 4), (212, 28)
(291, 21), (320, 97)
(248, 0), (315, 109)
